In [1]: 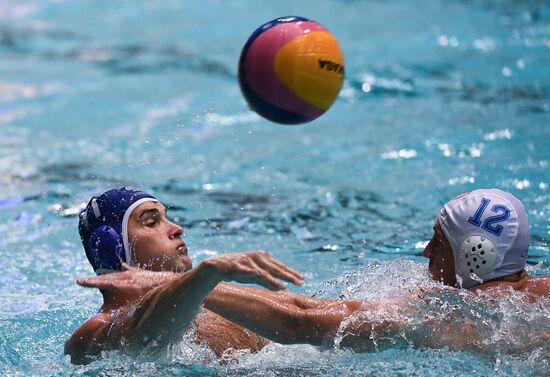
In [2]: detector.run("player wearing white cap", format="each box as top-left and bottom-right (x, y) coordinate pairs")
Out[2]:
(66, 188), (548, 364)
(423, 188), (547, 297)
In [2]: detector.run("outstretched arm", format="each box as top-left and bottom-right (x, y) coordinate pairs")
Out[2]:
(127, 251), (303, 343)
(205, 286), (491, 353)
(65, 263), (218, 364)
(204, 283), (365, 345)
(70, 263), (493, 358)
(65, 251), (303, 364)
(73, 266), (400, 350)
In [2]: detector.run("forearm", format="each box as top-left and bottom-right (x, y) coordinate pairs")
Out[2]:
(205, 283), (363, 345)
(276, 288), (335, 309)
(406, 317), (487, 354)
(212, 283), (333, 309)
(204, 283), (302, 343)
(129, 262), (220, 343)
(72, 250), (305, 358)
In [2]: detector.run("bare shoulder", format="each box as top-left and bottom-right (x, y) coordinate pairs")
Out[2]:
(475, 275), (550, 299)
(64, 311), (114, 365)
(523, 275), (550, 297)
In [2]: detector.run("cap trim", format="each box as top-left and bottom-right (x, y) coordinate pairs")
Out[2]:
(91, 198), (101, 218)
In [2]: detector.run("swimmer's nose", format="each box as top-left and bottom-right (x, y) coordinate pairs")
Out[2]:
(423, 238), (435, 259)
(169, 221), (183, 240)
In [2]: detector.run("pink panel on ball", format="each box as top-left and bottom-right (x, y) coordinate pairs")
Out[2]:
(244, 21), (326, 118)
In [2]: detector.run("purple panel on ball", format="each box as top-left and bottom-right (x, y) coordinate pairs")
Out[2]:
(239, 77), (311, 124)
(242, 21), (326, 120)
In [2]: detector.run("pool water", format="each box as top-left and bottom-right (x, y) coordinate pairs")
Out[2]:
(0, 0), (549, 375)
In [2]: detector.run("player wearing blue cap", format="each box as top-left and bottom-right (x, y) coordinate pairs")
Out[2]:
(65, 188), (548, 364)
(77, 187), (160, 274)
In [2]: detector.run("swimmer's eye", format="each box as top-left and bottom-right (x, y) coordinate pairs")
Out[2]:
(143, 213), (160, 227)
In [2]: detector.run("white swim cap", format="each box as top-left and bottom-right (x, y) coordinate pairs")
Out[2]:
(437, 189), (529, 288)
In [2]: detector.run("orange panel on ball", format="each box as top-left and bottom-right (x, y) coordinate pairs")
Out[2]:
(274, 31), (344, 110)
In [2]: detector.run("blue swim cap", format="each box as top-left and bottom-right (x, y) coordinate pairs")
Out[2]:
(78, 187), (157, 274)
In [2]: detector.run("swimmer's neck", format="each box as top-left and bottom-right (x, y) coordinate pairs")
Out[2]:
(99, 289), (142, 311)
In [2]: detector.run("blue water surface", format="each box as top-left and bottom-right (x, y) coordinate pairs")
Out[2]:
(0, 0), (549, 376)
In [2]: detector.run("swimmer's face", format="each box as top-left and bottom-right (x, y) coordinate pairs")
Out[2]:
(127, 201), (192, 273)
(423, 222), (456, 286)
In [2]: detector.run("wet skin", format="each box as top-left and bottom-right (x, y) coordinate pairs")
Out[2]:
(127, 201), (192, 273)
(66, 202), (306, 364)
(422, 221), (550, 299)
(423, 221), (457, 286)
(67, 202), (550, 364)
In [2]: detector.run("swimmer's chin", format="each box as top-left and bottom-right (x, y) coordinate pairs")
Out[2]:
(175, 257), (193, 273)
(178, 265), (193, 273)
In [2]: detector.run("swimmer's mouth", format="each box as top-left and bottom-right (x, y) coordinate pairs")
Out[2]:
(176, 243), (192, 272)
(176, 242), (188, 255)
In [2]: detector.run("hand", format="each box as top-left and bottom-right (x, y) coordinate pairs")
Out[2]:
(77, 263), (179, 298)
(202, 250), (304, 290)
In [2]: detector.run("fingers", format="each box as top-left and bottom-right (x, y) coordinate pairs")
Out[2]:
(246, 260), (287, 291)
(267, 257), (304, 284)
(255, 260), (303, 286)
(251, 252), (304, 286)
(270, 257), (304, 280)
(237, 269), (286, 291)
(210, 251), (306, 289)
(77, 277), (112, 290)
(275, 268), (304, 286)
(257, 273), (286, 291)
(76, 271), (130, 289)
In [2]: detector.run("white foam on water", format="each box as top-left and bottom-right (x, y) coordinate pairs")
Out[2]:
(213, 260), (550, 375)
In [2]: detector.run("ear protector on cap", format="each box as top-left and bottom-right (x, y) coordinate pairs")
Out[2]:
(458, 235), (497, 281)
(87, 225), (125, 273)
